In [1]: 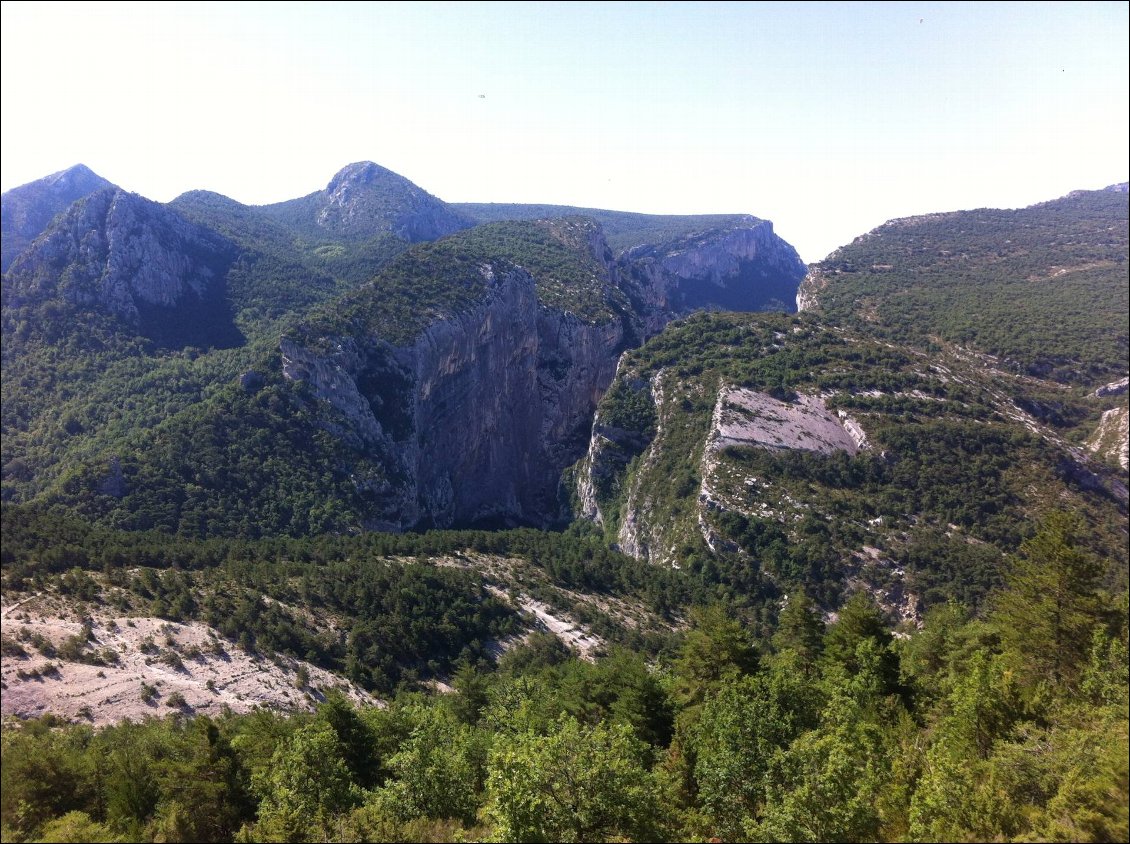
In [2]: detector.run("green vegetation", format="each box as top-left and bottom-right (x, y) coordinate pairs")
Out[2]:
(2, 514), (1125, 842)
(2, 186), (414, 512)
(1, 506), (692, 670)
(3, 173), (1127, 842)
(453, 202), (756, 254)
(299, 217), (624, 347)
(171, 189), (410, 333)
(807, 189), (1129, 386)
(585, 310), (1127, 610)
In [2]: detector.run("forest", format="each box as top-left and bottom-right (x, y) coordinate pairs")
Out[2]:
(2, 163), (1126, 842)
(1, 512), (1126, 842)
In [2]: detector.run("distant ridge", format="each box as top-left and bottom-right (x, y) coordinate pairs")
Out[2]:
(454, 202), (757, 253)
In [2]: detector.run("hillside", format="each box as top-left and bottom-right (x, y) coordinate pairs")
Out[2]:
(0, 165), (115, 273)
(575, 310), (1127, 615)
(260, 161), (474, 243)
(798, 187), (1129, 387)
(2, 161), (805, 533)
(11, 214), (801, 536)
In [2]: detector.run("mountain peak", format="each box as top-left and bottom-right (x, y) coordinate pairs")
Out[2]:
(1, 165), (117, 272)
(259, 161), (471, 243)
(42, 163), (107, 189)
(326, 161), (401, 192)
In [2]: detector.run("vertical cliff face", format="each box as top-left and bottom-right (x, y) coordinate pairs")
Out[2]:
(621, 218), (806, 321)
(282, 266), (625, 530)
(795, 269), (827, 312)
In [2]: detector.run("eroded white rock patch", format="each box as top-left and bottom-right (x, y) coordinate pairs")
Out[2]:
(1, 602), (379, 726)
(711, 387), (867, 455)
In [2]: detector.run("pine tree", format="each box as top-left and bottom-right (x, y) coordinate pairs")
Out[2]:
(993, 512), (1106, 686)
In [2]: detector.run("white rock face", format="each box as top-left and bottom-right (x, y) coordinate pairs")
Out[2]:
(1092, 376), (1129, 398)
(709, 388), (867, 455)
(1087, 405), (1130, 470)
(0, 603), (378, 727)
(580, 382), (871, 565)
(795, 269), (827, 312)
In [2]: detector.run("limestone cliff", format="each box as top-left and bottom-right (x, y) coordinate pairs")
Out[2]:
(572, 311), (1128, 626)
(1087, 402), (1129, 471)
(277, 214), (803, 531)
(620, 218), (806, 325)
(282, 265), (624, 530)
(795, 268), (826, 312)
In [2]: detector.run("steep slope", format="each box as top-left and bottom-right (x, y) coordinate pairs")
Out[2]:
(0, 163), (477, 510)
(617, 217), (805, 321)
(797, 187), (1129, 387)
(0, 164), (115, 272)
(260, 161), (474, 243)
(276, 217), (629, 531)
(3, 188), (241, 350)
(2, 158), (806, 535)
(1, 189), (250, 506)
(1087, 378), (1129, 471)
(575, 311), (1127, 616)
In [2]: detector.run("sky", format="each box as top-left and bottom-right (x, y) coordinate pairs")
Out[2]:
(1, 1), (1127, 262)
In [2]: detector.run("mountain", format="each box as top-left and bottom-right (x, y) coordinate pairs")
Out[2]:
(457, 205), (805, 315)
(259, 161), (474, 242)
(0, 164), (116, 272)
(2, 174), (1127, 844)
(1, 162), (806, 535)
(797, 187), (1129, 385)
(4, 188), (241, 350)
(19, 215), (805, 535)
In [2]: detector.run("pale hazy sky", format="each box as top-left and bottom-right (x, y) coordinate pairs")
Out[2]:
(1, 1), (1127, 261)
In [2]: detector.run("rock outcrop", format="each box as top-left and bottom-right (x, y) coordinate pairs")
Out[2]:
(1, 164), (115, 272)
(795, 268), (826, 312)
(278, 214), (805, 531)
(582, 381), (872, 565)
(4, 188), (241, 348)
(2, 159), (809, 533)
(621, 218), (806, 325)
(1087, 403), (1130, 471)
